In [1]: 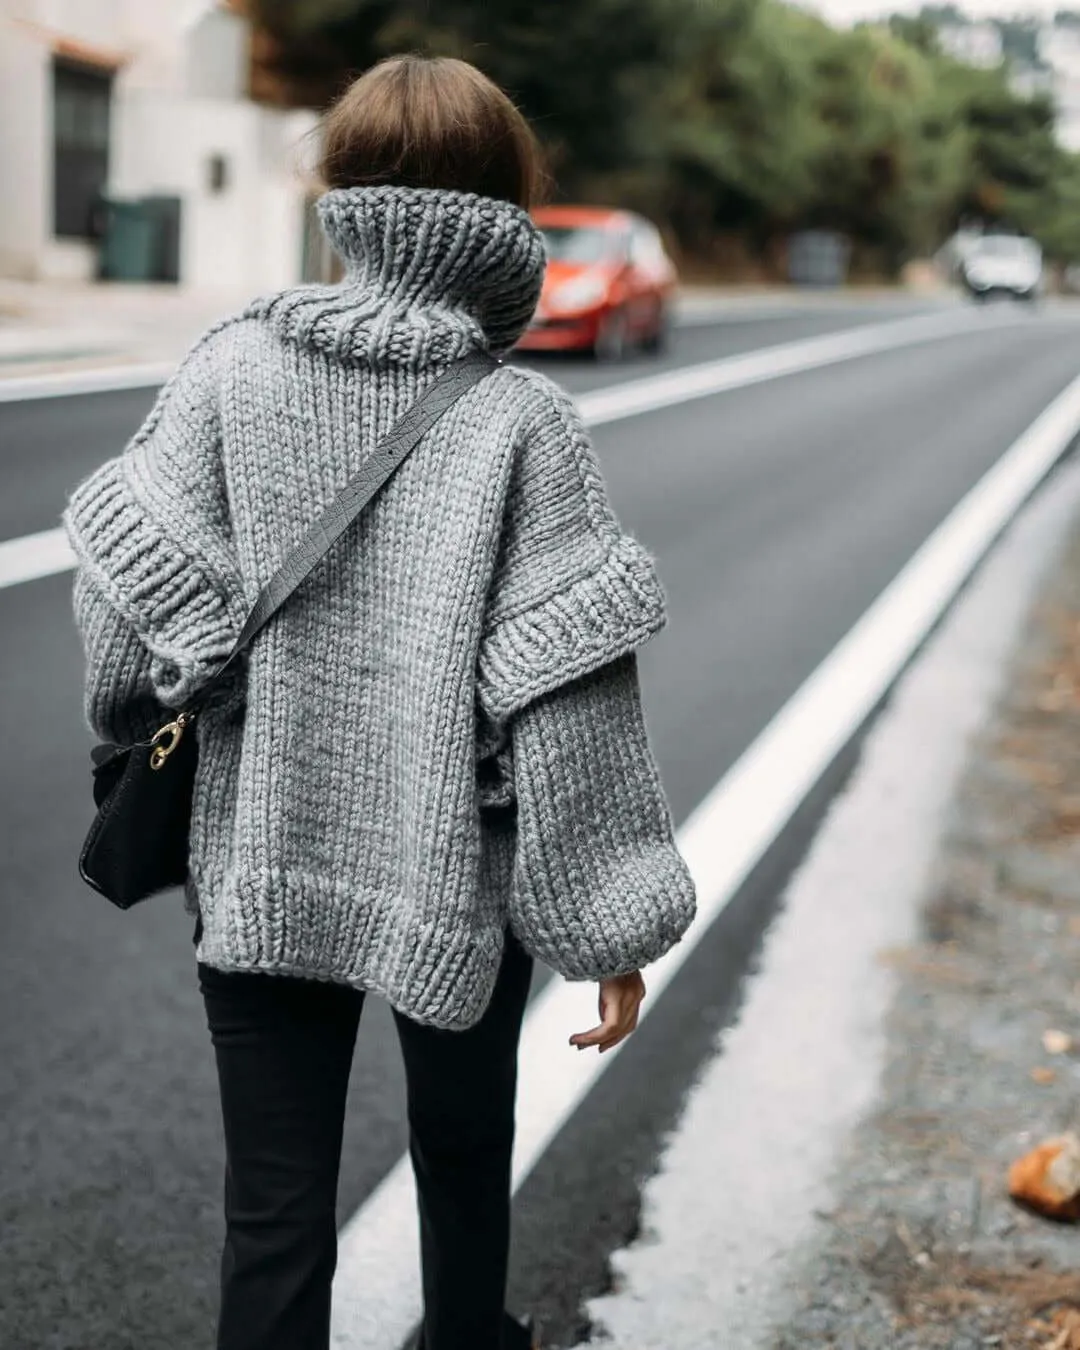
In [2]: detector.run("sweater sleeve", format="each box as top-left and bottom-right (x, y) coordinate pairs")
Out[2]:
(476, 371), (667, 722)
(71, 566), (162, 745)
(506, 652), (697, 979)
(60, 322), (247, 712)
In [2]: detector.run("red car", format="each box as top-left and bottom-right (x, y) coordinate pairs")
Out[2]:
(517, 206), (678, 360)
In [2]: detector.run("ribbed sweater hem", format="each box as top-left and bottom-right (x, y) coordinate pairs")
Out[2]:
(187, 866), (505, 1031)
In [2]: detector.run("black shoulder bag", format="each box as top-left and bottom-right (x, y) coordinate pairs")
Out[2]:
(78, 351), (499, 910)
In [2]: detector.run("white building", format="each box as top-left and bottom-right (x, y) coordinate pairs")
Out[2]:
(0, 0), (319, 288)
(937, 23), (1003, 70)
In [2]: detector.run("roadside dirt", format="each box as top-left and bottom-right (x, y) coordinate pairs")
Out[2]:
(772, 501), (1080, 1350)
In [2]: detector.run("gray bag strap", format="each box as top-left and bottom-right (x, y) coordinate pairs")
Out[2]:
(197, 350), (499, 699)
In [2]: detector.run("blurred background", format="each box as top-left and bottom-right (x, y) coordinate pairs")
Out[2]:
(8, 5), (1080, 1350)
(3, 0), (1080, 298)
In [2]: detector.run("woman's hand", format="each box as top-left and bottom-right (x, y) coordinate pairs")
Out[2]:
(569, 971), (646, 1054)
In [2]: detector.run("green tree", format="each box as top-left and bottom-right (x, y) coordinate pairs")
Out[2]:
(250, 0), (682, 187)
(248, 0), (1080, 269)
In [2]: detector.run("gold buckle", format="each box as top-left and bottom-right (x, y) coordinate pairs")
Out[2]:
(149, 710), (194, 770)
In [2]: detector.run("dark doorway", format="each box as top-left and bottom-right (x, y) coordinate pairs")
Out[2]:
(53, 59), (113, 240)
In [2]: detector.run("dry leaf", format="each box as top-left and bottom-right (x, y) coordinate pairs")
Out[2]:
(1009, 1133), (1080, 1221)
(1042, 1307), (1080, 1350)
(1042, 1030), (1074, 1056)
(1032, 1066), (1059, 1085)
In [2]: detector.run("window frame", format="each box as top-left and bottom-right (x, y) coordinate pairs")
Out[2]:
(52, 57), (113, 241)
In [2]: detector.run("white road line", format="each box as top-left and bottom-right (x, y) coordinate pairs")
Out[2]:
(575, 306), (1013, 425)
(0, 308), (1013, 592)
(0, 361), (175, 405)
(673, 295), (955, 328)
(329, 368), (1080, 1346)
(0, 528), (76, 589)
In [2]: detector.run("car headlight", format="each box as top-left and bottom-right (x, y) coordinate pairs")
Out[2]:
(547, 272), (609, 315)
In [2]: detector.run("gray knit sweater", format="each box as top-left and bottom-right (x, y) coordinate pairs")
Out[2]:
(62, 185), (696, 1029)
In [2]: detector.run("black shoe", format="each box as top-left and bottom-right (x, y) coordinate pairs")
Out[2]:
(507, 1317), (540, 1350)
(504, 1310), (539, 1350)
(409, 1311), (539, 1350)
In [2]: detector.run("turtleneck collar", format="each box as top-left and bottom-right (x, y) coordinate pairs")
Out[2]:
(247, 184), (547, 367)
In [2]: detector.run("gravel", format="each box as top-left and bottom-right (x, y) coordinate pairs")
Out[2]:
(772, 490), (1080, 1350)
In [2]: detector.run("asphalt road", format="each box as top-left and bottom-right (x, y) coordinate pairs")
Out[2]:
(3, 299), (1080, 1350)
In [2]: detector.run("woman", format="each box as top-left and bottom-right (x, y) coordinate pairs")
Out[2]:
(62, 54), (696, 1350)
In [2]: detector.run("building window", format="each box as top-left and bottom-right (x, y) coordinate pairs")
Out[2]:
(53, 59), (112, 240)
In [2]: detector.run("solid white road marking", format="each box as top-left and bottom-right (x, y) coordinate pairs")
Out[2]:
(0, 528), (76, 589)
(1, 308), (1014, 591)
(575, 306), (1014, 425)
(329, 368), (1080, 1346)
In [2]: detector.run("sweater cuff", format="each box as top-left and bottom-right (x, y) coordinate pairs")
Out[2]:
(62, 459), (246, 708)
(505, 652), (697, 978)
(476, 535), (666, 721)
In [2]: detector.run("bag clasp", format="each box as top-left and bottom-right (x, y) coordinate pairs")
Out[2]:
(149, 711), (195, 771)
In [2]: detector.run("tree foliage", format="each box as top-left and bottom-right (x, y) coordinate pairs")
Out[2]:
(250, 0), (1080, 271)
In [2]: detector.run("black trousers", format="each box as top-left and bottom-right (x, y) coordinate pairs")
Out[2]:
(197, 932), (534, 1350)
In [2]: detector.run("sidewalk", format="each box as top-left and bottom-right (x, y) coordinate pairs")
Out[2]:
(0, 278), (251, 377)
(577, 457), (1080, 1348)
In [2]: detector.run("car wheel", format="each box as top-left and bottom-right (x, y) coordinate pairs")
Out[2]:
(593, 307), (629, 362)
(641, 302), (672, 355)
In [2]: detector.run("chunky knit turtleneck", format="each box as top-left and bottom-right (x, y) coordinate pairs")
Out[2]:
(247, 185), (547, 366)
(61, 185), (695, 1029)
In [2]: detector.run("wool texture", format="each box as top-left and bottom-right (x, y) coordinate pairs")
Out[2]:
(62, 184), (696, 1029)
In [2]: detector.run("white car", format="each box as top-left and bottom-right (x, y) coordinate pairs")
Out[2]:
(961, 234), (1043, 303)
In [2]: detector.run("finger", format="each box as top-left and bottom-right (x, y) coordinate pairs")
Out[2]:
(569, 1000), (623, 1048)
(570, 1015), (621, 1047)
(569, 1023), (605, 1048)
(570, 977), (649, 1050)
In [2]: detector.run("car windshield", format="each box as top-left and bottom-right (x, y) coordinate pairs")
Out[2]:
(540, 225), (618, 265)
(975, 235), (1040, 261)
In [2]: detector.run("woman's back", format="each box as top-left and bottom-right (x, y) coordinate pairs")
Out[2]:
(63, 181), (686, 1028)
(62, 54), (695, 1350)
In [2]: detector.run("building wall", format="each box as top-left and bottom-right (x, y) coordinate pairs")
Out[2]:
(111, 87), (314, 292)
(184, 4), (247, 100)
(0, 0), (317, 288)
(0, 23), (51, 278)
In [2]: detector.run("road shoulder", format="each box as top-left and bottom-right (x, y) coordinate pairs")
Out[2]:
(576, 451), (1080, 1349)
